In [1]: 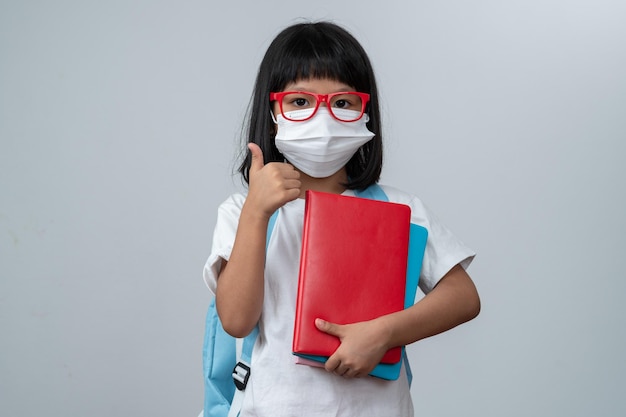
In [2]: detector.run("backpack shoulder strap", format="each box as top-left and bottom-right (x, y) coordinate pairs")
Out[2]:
(266, 210), (279, 249)
(353, 183), (389, 202)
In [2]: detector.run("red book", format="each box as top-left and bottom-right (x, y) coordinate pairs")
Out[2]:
(292, 190), (411, 364)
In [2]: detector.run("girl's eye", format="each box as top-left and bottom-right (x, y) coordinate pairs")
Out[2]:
(282, 93), (316, 110)
(330, 94), (362, 110)
(293, 98), (310, 107)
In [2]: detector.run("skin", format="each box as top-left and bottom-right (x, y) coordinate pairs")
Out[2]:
(216, 78), (481, 379)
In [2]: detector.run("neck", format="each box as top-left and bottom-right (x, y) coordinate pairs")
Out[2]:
(298, 168), (348, 198)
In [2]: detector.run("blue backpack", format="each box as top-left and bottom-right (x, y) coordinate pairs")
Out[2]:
(200, 184), (423, 417)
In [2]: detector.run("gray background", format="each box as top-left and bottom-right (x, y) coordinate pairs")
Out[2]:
(1, 1), (625, 416)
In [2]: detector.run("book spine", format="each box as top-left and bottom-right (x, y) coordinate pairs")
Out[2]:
(292, 190), (313, 354)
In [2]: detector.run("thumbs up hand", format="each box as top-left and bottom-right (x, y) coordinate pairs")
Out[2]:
(245, 143), (301, 218)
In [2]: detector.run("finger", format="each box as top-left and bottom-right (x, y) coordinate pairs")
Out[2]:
(324, 355), (341, 373)
(281, 165), (300, 179)
(283, 188), (301, 203)
(315, 318), (343, 338)
(283, 179), (301, 190)
(336, 365), (360, 378)
(248, 143), (264, 174)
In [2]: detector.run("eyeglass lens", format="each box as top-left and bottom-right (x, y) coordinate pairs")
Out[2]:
(280, 93), (363, 121)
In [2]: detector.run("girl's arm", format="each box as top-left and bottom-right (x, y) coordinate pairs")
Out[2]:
(317, 264), (480, 378)
(216, 144), (300, 338)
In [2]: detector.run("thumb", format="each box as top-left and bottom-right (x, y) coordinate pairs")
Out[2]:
(248, 143), (265, 173)
(315, 318), (343, 338)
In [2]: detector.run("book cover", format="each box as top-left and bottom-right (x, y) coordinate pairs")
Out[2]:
(294, 223), (428, 380)
(292, 190), (412, 364)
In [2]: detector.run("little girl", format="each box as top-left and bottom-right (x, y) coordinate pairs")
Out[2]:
(204, 21), (480, 417)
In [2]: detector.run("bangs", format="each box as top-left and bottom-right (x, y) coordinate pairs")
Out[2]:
(268, 26), (370, 92)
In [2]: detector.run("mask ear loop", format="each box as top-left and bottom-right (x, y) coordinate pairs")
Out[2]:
(270, 109), (278, 124)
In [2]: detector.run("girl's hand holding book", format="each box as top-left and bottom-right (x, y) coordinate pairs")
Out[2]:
(315, 317), (392, 379)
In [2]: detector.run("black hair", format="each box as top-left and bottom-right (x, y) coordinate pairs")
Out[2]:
(238, 21), (383, 190)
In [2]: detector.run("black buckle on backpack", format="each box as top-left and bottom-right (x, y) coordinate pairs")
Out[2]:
(232, 361), (251, 391)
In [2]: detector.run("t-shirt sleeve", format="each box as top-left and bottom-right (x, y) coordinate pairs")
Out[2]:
(377, 185), (475, 295)
(408, 194), (475, 294)
(202, 194), (245, 295)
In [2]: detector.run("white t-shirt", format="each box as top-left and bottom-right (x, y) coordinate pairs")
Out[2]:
(203, 184), (475, 417)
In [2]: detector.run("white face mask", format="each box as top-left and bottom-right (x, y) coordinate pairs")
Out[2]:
(273, 107), (375, 178)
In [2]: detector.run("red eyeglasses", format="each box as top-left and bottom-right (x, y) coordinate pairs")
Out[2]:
(269, 91), (370, 122)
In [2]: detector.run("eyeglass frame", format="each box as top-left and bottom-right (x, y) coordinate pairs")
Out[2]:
(269, 91), (370, 122)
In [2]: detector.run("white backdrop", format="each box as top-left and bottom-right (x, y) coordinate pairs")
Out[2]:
(1, 1), (625, 416)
